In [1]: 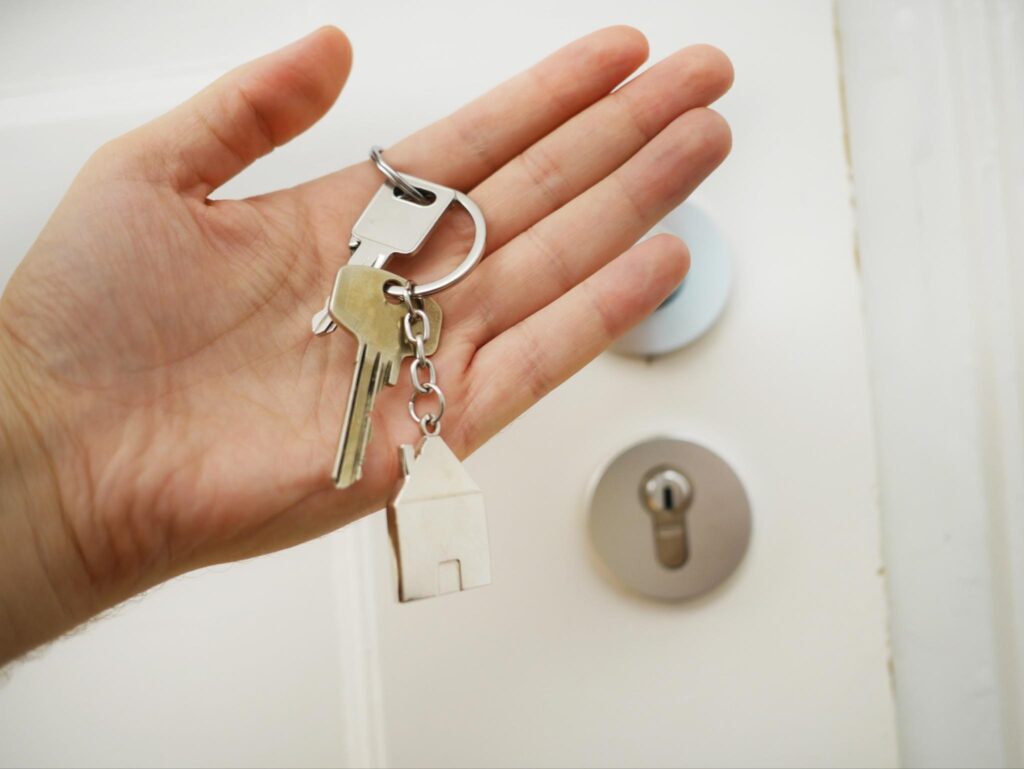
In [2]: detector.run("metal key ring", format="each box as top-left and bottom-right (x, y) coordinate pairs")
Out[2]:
(369, 146), (430, 205)
(382, 177), (487, 299)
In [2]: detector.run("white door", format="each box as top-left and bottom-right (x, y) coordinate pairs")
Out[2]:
(0, 2), (899, 767)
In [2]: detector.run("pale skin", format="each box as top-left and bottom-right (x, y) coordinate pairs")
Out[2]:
(0, 26), (732, 666)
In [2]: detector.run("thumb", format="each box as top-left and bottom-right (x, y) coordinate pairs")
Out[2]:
(117, 26), (352, 196)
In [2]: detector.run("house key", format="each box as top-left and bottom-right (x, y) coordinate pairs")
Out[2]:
(314, 147), (487, 488)
(311, 171), (456, 335)
(327, 264), (442, 489)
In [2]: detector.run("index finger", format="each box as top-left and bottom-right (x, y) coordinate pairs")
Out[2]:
(306, 26), (649, 198)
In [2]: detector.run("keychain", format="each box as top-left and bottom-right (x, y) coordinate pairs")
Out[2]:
(311, 147), (491, 602)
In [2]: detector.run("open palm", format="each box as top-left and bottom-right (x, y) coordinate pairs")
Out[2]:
(0, 26), (731, 606)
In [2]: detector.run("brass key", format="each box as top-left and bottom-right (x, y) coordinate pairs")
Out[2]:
(329, 265), (442, 488)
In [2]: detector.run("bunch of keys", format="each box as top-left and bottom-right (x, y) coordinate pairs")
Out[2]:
(312, 146), (491, 602)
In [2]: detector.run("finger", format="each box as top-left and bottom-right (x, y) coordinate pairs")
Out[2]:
(453, 107), (731, 346)
(387, 25), (649, 189)
(121, 26), (352, 195)
(474, 44), (732, 254)
(304, 43), (729, 309)
(301, 26), (649, 201)
(454, 234), (689, 455)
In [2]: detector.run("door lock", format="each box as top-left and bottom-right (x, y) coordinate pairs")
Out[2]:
(589, 437), (752, 602)
(640, 467), (693, 569)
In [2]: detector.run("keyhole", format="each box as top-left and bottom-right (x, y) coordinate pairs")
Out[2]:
(640, 467), (694, 569)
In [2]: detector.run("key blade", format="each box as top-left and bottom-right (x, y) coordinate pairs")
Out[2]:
(347, 239), (393, 269)
(326, 265), (443, 487)
(333, 343), (386, 488)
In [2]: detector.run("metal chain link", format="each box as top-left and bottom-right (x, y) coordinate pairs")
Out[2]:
(398, 285), (446, 436)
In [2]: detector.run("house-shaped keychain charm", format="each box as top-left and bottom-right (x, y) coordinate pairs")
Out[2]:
(387, 436), (492, 602)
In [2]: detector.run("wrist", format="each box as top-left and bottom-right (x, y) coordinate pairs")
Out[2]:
(0, 332), (98, 665)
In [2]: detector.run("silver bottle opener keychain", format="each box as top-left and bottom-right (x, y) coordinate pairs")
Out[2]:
(312, 146), (491, 602)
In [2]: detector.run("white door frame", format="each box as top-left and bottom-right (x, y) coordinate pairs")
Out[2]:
(838, 1), (1024, 766)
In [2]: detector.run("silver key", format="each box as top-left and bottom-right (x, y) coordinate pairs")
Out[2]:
(349, 177), (456, 266)
(312, 177), (457, 336)
(388, 435), (492, 601)
(329, 265), (442, 488)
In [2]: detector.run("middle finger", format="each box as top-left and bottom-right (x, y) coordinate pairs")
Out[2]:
(393, 43), (731, 306)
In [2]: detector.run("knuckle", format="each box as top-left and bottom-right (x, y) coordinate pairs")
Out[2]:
(519, 143), (567, 206)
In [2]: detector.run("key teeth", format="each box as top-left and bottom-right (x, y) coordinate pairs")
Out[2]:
(333, 463), (361, 489)
(333, 409), (371, 489)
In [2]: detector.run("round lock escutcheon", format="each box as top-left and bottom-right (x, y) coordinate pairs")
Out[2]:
(612, 203), (732, 357)
(588, 437), (751, 602)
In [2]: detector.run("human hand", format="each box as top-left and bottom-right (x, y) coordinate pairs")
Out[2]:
(0, 26), (731, 662)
